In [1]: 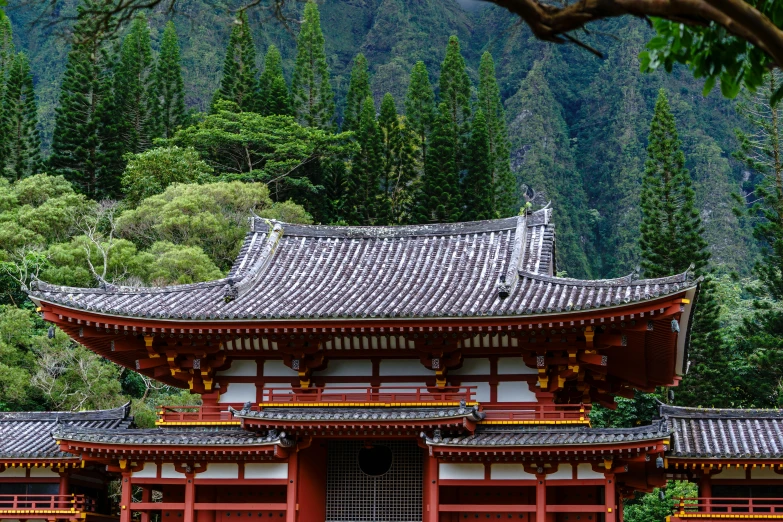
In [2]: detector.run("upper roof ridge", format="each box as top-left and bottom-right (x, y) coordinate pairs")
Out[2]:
(517, 269), (693, 287)
(0, 401), (132, 422)
(659, 403), (783, 418)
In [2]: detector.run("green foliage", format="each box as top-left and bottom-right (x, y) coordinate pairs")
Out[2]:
(115, 180), (310, 271)
(438, 35), (471, 171)
(590, 392), (661, 429)
(1, 53), (41, 180)
(624, 481), (697, 522)
(0, 10), (13, 86)
(259, 45), (291, 117)
(152, 21), (187, 139)
(477, 51), (515, 218)
(379, 92), (417, 224)
(213, 11), (261, 113)
(115, 14), (156, 154)
(168, 101), (353, 200)
(404, 61), (435, 171)
(292, 1), (335, 130)
(462, 110), (493, 221)
(145, 241), (222, 285)
(642, 2), (781, 103)
(121, 146), (213, 205)
(412, 102), (461, 223)
(346, 96), (387, 225)
(343, 54), (371, 133)
(48, 0), (118, 197)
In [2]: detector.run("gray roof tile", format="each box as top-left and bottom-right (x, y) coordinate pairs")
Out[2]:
(52, 425), (294, 447)
(231, 405), (485, 423)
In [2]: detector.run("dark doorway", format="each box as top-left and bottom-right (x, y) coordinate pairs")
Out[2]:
(325, 441), (422, 522)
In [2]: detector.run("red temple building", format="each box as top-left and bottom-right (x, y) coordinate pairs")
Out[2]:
(1, 208), (779, 521)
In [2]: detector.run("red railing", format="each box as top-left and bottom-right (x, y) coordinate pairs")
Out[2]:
(260, 385), (477, 404)
(673, 497), (783, 516)
(157, 405), (251, 423)
(0, 495), (95, 513)
(482, 403), (590, 422)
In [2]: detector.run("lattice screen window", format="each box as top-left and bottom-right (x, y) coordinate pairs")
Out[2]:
(326, 440), (422, 522)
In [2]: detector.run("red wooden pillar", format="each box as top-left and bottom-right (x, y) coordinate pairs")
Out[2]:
(58, 471), (70, 509)
(140, 487), (151, 522)
(605, 473), (616, 522)
(535, 475), (546, 522)
(120, 472), (132, 522)
(184, 474), (195, 522)
(425, 455), (439, 522)
(701, 472), (712, 511)
(286, 450), (298, 522)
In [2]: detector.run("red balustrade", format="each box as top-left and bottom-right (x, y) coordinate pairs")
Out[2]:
(482, 403), (590, 422)
(673, 497), (783, 517)
(260, 385), (477, 404)
(157, 405), (246, 424)
(0, 494), (94, 515)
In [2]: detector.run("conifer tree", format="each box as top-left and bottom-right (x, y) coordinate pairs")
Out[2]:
(0, 11), (14, 87)
(1, 53), (41, 180)
(346, 96), (386, 225)
(462, 111), (493, 221)
(439, 36), (471, 170)
(477, 52), (516, 217)
(412, 102), (461, 223)
(153, 21), (186, 138)
(258, 45), (290, 116)
(115, 14), (155, 153)
(213, 11), (261, 113)
(49, 0), (118, 197)
(379, 92), (416, 223)
(343, 53), (371, 133)
(404, 61), (435, 172)
(639, 89), (722, 404)
(291, 1), (334, 129)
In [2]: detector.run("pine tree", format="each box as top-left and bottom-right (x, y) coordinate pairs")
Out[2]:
(291, 1), (334, 129)
(1, 53), (41, 180)
(477, 51), (516, 218)
(0, 11), (14, 87)
(412, 102), (461, 223)
(213, 11), (261, 113)
(346, 96), (387, 225)
(462, 110), (493, 221)
(49, 0), (118, 197)
(404, 61), (435, 173)
(343, 53), (371, 132)
(379, 92), (416, 223)
(639, 89), (722, 405)
(115, 14), (155, 153)
(439, 35), (471, 171)
(153, 21), (186, 138)
(258, 45), (290, 116)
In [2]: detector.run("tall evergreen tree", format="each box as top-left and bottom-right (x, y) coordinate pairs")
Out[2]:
(1, 53), (41, 180)
(439, 35), (471, 171)
(639, 89), (722, 405)
(291, 1), (334, 129)
(258, 45), (290, 116)
(477, 51), (516, 218)
(412, 102), (461, 223)
(213, 11), (261, 113)
(0, 11), (14, 87)
(343, 53), (371, 132)
(49, 0), (118, 197)
(153, 21), (186, 139)
(379, 92), (416, 223)
(404, 61), (435, 171)
(115, 14), (155, 154)
(346, 96), (386, 225)
(462, 110), (493, 221)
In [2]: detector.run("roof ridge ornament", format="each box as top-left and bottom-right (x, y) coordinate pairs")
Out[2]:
(497, 214), (528, 299)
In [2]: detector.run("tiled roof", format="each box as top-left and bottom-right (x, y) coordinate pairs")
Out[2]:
(52, 426), (294, 447)
(423, 420), (670, 447)
(0, 403), (133, 459)
(28, 209), (697, 321)
(231, 405), (485, 423)
(661, 404), (783, 459)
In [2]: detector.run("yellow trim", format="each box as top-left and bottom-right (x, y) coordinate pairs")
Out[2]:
(674, 515), (783, 519)
(0, 511), (83, 515)
(258, 401), (479, 408)
(480, 420), (591, 426)
(155, 421), (241, 426)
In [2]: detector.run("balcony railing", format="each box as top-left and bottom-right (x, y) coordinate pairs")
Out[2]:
(156, 405), (248, 425)
(482, 403), (590, 424)
(673, 497), (783, 517)
(260, 385), (477, 405)
(0, 495), (95, 516)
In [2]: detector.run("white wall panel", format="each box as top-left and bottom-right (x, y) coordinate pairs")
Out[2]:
(577, 463), (605, 479)
(439, 463), (484, 480)
(245, 463), (288, 479)
(460, 382), (490, 402)
(547, 464), (573, 480)
(161, 463), (184, 478)
(490, 464), (536, 480)
(316, 359), (372, 377)
(379, 359), (432, 376)
(219, 382), (257, 403)
(199, 463), (239, 479)
(132, 463), (158, 478)
(713, 467), (747, 479)
(451, 358), (490, 375)
(498, 357), (537, 375)
(0, 468), (26, 478)
(29, 467), (58, 478)
(263, 360), (297, 376)
(752, 467), (783, 479)
(497, 381), (537, 402)
(216, 360), (257, 377)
